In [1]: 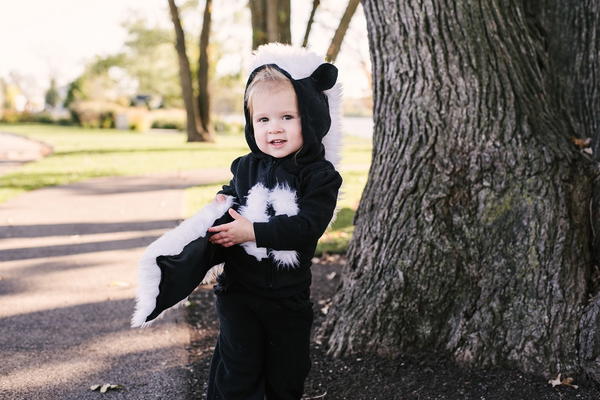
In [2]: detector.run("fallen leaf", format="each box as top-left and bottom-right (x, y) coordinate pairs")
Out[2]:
(561, 376), (579, 389)
(548, 373), (578, 389)
(583, 147), (593, 155)
(571, 137), (592, 148)
(548, 373), (562, 387)
(90, 383), (124, 393)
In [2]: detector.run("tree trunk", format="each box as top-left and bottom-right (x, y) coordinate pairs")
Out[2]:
(322, 0), (596, 379)
(249, 0), (291, 49)
(530, 1), (600, 381)
(326, 0), (360, 63)
(302, 0), (320, 48)
(197, 0), (214, 141)
(168, 0), (207, 142)
(249, 0), (269, 49)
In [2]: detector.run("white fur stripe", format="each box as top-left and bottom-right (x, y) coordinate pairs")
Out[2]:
(268, 184), (300, 268)
(239, 183), (270, 261)
(131, 196), (234, 328)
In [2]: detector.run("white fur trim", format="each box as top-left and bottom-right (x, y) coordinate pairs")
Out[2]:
(249, 43), (343, 169)
(270, 250), (300, 269)
(269, 184), (298, 216)
(131, 196), (234, 328)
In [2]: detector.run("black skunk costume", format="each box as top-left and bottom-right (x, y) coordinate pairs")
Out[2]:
(131, 44), (343, 330)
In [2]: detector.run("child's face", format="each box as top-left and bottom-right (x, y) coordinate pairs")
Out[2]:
(251, 83), (303, 158)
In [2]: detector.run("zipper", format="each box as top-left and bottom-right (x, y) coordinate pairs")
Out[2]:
(265, 157), (278, 289)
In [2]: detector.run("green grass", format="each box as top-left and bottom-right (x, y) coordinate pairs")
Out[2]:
(0, 123), (247, 203)
(1, 123), (371, 254)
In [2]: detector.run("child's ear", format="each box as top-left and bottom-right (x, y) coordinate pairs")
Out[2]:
(310, 63), (338, 91)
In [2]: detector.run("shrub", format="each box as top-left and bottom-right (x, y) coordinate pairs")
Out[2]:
(150, 108), (185, 131)
(126, 107), (151, 132)
(213, 118), (244, 135)
(70, 101), (122, 129)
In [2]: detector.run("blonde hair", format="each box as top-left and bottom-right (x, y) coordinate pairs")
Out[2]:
(245, 66), (293, 115)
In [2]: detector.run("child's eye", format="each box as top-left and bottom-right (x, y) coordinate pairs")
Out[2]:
(283, 115), (294, 120)
(257, 117), (268, 123)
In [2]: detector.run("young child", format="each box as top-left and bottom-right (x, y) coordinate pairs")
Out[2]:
(205, 44), (343, 399)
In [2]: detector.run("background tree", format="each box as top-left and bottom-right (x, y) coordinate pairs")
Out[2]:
(323, 0), (599, 381)
(326, 0), (360, 63)
(121, 19), (181, 107)
(302, 0), (320, 48)
(168, 0), (211, 142)
(249, 0), (291, 49)
(197, 0), (212, 134)
(44, 78), (60, 110)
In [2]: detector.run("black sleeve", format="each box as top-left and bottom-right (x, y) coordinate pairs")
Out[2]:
(217, 157), (242, 197)
(253, 167), (342, 251)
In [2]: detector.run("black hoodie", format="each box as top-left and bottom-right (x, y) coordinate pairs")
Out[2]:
(216, 62), (343, 298)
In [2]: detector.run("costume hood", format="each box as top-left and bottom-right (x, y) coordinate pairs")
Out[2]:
(244, 43), (343, 168)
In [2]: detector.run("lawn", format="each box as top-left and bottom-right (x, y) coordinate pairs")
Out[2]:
(0, 123), (371, 254)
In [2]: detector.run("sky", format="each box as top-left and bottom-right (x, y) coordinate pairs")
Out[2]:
(0, 0), (371, 100)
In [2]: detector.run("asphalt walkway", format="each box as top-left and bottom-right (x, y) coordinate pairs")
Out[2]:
(0, 132), (231, 399)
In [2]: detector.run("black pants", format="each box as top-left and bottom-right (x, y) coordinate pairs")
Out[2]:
(206, 289), (314, 400)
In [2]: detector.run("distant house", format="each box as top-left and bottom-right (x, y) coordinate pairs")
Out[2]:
(131, 94), (163, 109)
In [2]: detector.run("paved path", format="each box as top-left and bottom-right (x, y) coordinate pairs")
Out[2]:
(0, 132), (53, 176)
(0, 168), (230, 399)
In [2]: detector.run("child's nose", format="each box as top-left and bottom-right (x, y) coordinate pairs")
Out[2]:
(268, 122), (283, 134)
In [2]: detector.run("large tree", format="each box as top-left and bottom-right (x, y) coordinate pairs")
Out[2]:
(323, 0), (600, 381)
(534, 1), (600, 381)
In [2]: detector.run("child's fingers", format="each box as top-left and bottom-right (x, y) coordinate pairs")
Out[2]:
(210, 232), (230, 242)
(208, 222), (232, 232)
(228, 208), (243, 219)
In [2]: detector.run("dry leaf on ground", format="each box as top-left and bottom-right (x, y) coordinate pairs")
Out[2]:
(90, 383), (124, 393)
(548, 373), (578, 389)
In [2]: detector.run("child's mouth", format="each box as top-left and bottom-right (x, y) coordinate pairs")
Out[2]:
(269, 139), (287, 146)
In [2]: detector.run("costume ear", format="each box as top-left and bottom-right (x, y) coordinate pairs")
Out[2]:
(310, 63), (338, 91)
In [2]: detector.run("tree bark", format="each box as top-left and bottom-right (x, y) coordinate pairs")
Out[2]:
(197, 0), (214, 140)
(322, 0), (596, 379)
(249, 0), (269, 49)
(168, 0), (208, 142)
(326, 0), (360, 63)
(529, 1), (600, 380)
(249, 0), (291, 49)
(302, 0), (320, 48)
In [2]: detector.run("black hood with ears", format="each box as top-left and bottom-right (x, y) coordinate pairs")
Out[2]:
(243, 62), (338, 167)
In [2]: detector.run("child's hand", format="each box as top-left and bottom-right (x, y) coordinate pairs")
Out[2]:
(208, 208), (255, 247)
(215, 194), (227, 203)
